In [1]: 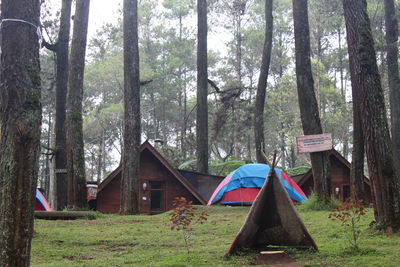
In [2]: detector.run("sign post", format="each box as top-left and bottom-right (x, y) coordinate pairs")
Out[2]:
(296, 133), (332, 153)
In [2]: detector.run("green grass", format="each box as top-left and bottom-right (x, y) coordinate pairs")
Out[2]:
(31, 206), (400, 267)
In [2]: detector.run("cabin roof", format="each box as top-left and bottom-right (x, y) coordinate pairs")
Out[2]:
(98, 141), (206, 205)
(177, 169), (225, 179)
(178, 169), (225, 201)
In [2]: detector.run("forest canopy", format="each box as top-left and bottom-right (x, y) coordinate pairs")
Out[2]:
(38, 0), (389, 183)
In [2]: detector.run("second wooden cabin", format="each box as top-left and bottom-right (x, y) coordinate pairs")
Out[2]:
(291, 149), (372, 203)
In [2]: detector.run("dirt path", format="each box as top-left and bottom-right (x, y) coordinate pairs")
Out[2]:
(252, 252), (303, 267)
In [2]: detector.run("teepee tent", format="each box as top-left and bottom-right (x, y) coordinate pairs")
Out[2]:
(226, 160), (317, 255)
(207, 164), (307, 205)
(35, 189), (52, 211)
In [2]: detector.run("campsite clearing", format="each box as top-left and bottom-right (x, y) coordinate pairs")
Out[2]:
(32, 206), (400, 267)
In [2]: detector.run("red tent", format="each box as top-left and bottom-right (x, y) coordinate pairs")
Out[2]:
(35, 189), (51, 211)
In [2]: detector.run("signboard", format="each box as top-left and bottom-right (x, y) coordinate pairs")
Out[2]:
(86, 184), (98, 200)
(296, 133), (332, 153)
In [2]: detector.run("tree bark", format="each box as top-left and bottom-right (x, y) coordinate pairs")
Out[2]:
(338, 27), (349, 160)
(254, 0), (273, 164)
(384, 0), (400, 169)
(44, 112), (53, 198)
(97, 130), (105, 184)
(292, 0), (331, 201)
(0, 0), (41, 265)
(196, 0), (209, 173)
(120, 0), (140, 214)
(178, 14), (188, 160)
(343, 0), (400, 231)
(280, 122), (286, 169)
(66, 0), (90, 209)
(350, 84), (365, 201)
(54, 0), (72, 210)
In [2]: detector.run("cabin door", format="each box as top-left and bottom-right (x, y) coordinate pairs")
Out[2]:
(149, 181), (165, 214)
(342, 185), (350, 202)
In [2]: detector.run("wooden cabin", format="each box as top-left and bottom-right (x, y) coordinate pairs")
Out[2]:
(96, 141), (206, 214)
(178, 170), (224, 202)
(292, 149), (372, 202)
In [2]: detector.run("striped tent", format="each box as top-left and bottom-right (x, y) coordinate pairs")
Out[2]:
(35, 189), (52, 211)
(207, 163), (307, 205)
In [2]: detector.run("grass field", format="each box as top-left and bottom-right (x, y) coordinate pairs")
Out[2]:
(31, 206), (400, 267)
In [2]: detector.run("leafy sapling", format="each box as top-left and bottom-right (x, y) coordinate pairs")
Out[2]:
(328, 199), (366, 249)
(170, 197), (208, 254)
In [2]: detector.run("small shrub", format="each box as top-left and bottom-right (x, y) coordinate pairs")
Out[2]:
(81, 211), (100, 220)
(340, 246), (378, 256)
(209, 159), (247, 176)
(170, 197), (208, 254)
(298, 193), (340, 211)
(328, 199), (366, 249)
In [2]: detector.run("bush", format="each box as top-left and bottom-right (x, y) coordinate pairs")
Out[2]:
(209, 159), (247, 176)
(298, 193), (340, 211)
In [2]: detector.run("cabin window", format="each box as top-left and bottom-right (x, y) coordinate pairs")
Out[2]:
(150, 181), (165, 212)
(150, 181), (163, 190)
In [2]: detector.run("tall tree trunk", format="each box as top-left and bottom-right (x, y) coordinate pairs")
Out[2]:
(350, 86), (365, 201)
(254, 0), (273, 164)
(196, 0), (208, 173)
(121, 0), (141, 214)
(50, 121), (57, 209)
(183, 71), (188, 159)
(289, 143), (296, 168)
(161, 53), (167, 140)
(280, 122), (286, 169)
(292, 0), (331, 201)
(344, 0), (364, 203)
(178, 14), (187, 160)
(55, 0), (72, 210)
(42, 0), (73, 210)
(247, 133), (252, 160)
(343, 0), (400, 231)
(232, 1), (247, 158)
(384, 0), (400, 169)
(338, 27), (345, 100)
(234, 13), (242, 84)
(44, 112), (53, 198)
(97, 130), (105, 183)
(338, 27), (349, 159)
(66, 0), (90, 209)
(232, 107), (240, 158)
(315, 24), (322, 113)
(0, 1), (41, 265)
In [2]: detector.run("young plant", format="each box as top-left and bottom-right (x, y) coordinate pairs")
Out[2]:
(170, 197), (208, 254)
(328, 199), (366, 249)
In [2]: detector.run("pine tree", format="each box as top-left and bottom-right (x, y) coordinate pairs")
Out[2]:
(343, 0), (400, 231)
(254, 0), (273, 164)
(120, 0), (141, 214)
(42, 0), (73, 210)
(292, 0), (331, 201)
(66, 0), (90, 209)
(196, 0), (209, 173)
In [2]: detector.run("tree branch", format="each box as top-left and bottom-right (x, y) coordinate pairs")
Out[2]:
(42, 39), (58, 52)
(41, 144), (56, 152)
(140, 79), (153, 86)
(207, 79), (221, 93)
